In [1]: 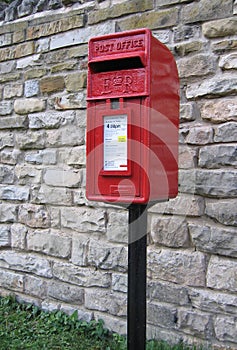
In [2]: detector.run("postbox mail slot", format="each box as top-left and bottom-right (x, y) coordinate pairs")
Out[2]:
(89, 54), (145, 73)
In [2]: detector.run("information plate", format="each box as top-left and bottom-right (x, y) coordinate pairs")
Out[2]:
(104, 115), (128, 171)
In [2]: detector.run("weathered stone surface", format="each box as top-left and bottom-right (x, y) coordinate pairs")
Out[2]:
(85, 288), (127, 316)
(40, 76), (65, 93)
(3, 83), (23, 99)
(60, 304), (93, 323)
(0, 132), (14, 150)
(0, 116), (28, 130)
(50, 61), (77, 73)
(0, 42), (34, 62)
(24, 275), (47, 298)
(205, 199), (237, 226)
(60, 146), (85, 167)
(178, 309), (212, 338)
(178, 145), (197, 169)
(195, 170), (237, 198)
(181, 0), (232, 24)
(0, 72), (21, 83)
(24, 68), (46, 80)
(148, 280), (190, 306)
(24, 79), (39, 97)
(0, 101), (13, 115)
(178, 169), (197, 194)
(11, 223), (27, 249)
(14, 98), (46, 115)
(16, 130), (46, 149)
(0, 203), (17, 223)
(88, 0), (153, 24)
(214, 122), (237, 143)
(54, 92), (87, 110)
(112, 273), (127, 293)
(44, 168), (81, 187)
(53, 262), (111, 288)
(148, 249), (206, 287)
(180, 102), (199, 123)
(186, 125), (213, 145)
(219, 53), (237, 70)
(199, 145), (237, 168)
(18, 204), (51, 228)
(189, 223), (237, 257)
(65, 72), (87, 92)
(148, 302), (177, 328)
(212, 39), (237, 53)
(214, 315), (237, 342)
(173, 25), (201, 42)
(200, 98), (237, 123)
(117, 7), (178, 31)
(0, 185), (30, 201)
(0, 165), (14, 184)
(0, 33), (11, 47)
(151, 215), (190, 248)
(0, 269), (24, 292)
(25, 149), (57, 165)
(29, 111), (74, 129)
(107, 210), (128, 243)
(0, 61), (15, 74)
(15, 164), (42, 184)
(207, 256), (237, 292)
(46, 126), (85, 147)
(31, 185), (72, 205)
(16, 54), (41, 69)
(27, 230), (71, 258)
(177, 54), (216, 78)
(189, 288), (237, 315)
(48, 280), (84, 304)
(203, 17), (237, 38)
(0, 225), (10, 247)
(186, 76), (237, 98)
(0, 251), (52, 277)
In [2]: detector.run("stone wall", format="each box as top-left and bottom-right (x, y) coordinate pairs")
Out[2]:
(0, 0), (237, 348)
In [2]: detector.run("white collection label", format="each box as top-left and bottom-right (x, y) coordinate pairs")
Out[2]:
(104, 115), (128, 171)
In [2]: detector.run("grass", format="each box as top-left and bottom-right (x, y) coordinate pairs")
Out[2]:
(0, 295), (197, 350)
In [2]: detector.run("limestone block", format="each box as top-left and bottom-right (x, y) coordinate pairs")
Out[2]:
(18, 204), (51, 228)
(107, 210), (128, 243)
(16, 54), (41, 69)
(88, 0), (153, 24)
(173, 25), (200, 43)
(0, 61), (15, 74)
(0, 116), (28, 130)
(117, 7), (178, 31)
(177, 309), (212, 338)
(200, 98), (237, 123)
(50, 61), (77, 73)
(151, 215), (190, 248)
(196, 170), (237, 198)
(48, 280), (84, 304)
(16, 130), (46, 149)
(186, 125), (213, 145)
(0, 203), (17, 223)
(207, 256), (237, 292)
(189, 223), (237, 257)
(0, 165), (14, 184)
(147, 302), (177, 328)
(178, 169), (197, 194)
(24, 68), (47, 80)
(15, 164), (42, 185)
(60, 304), (93, 323)
(62, 206), (106, 233)
(29, 110), (74, 129)
(147, 325), (182, 345)
(65, 72), (87, 92)
(181, 0), (232, 24)
(53, 262), (111, 288)
(0, 251), (52, 277)
(203, 17), (237, 38)
(0, 185), (30, 201)
(24, 79), (39, 97)
(150, 194), (204, 217)
(214, 315), (237, 342)
(46, 126), (85, 147)
(85, 288), (127, 316)
(214, 122), (237, 142)
(112, 273), (127, 293)
(219, 53), (237, 70)
(11, 223), (27, 249)
(14, 98), (46, 115)
(175, 41), (204, 57)
(3, 83), (23, 99)
(205, 199), (237, 226)
(180, 102), (199, 123)
(178, 146), (197, 169)
(147, 248), (206, 287)
(0, 269), (24, 292)
(95, 313), (127, 336)
(24, 275), (47, 298)
(189, 289), (237, 315)
(44, 168), (81, 187)
(0, 72), (21, 84)
(152, 30), (170, 44)
(54, 92), (87, 110)
(212, 39), (237, 53)
(40, 76), (65, 93)
(31, 185), (72, 205)
(27, 230), (71, 258)
(186, 76), (237, 99)
(0, 33), (12, 47)
(1, 148), (20, 166)
(0, 132), (14, 150)
(199, 145), (237, 168)
(61, 146), (85, 167)
(25, 149), (57, 165)
(0, 101), (13, 115)
(0, 225), (10, 247)
(177, 55), (216, 78)
(147, 280), (190, 306)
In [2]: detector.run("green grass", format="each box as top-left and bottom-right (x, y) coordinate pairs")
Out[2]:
(0, 295), (197, 350)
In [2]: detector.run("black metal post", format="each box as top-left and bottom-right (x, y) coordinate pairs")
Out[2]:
(127, 204), (148, 350)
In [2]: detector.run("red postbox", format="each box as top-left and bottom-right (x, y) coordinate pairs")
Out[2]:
(86, 28), (179, 204)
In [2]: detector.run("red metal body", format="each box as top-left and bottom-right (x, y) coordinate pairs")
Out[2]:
(86, 28), (179, 204)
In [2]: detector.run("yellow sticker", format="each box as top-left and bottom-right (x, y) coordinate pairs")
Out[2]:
(118, 136), (126, 142)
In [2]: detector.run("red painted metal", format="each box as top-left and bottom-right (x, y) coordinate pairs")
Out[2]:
(86, 28), (179, 204)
